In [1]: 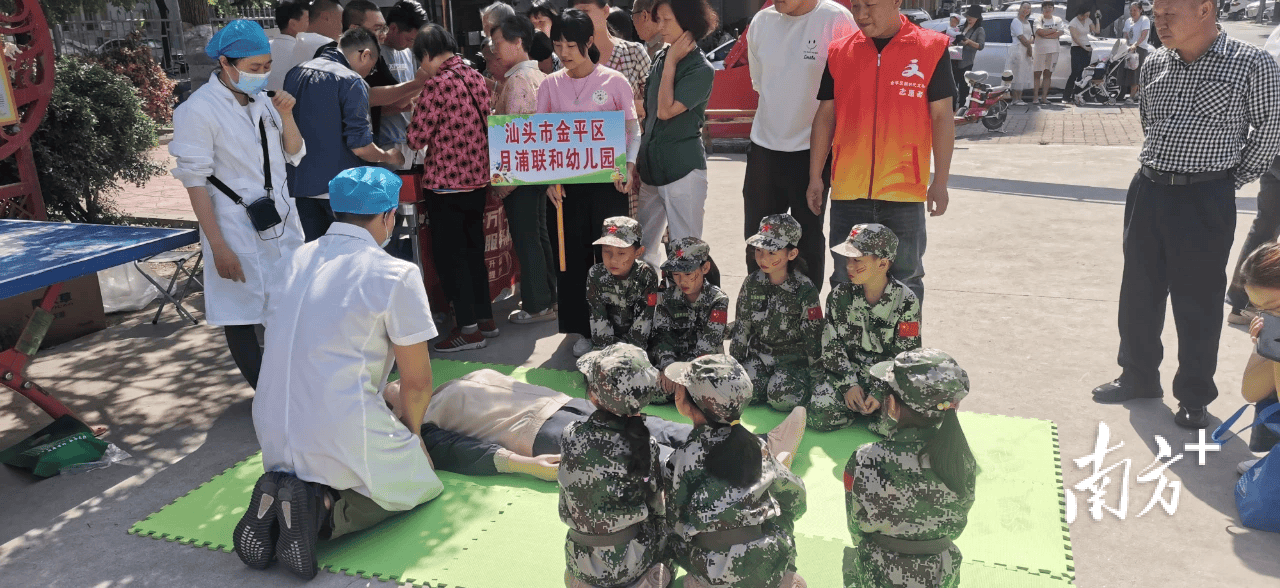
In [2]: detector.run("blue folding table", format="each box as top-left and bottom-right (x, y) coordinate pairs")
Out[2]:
(0, 219), (198, 426)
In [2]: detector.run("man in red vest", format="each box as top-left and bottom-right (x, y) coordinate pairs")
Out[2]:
(807, 0), (955, 302)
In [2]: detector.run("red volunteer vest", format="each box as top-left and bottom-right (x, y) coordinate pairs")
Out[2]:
(827, 16), (949, 202)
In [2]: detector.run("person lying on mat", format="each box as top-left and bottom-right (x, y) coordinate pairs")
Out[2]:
(233, 167), (558, 580)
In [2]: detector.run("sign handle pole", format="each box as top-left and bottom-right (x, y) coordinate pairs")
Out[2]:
(554, 185), (566, 272)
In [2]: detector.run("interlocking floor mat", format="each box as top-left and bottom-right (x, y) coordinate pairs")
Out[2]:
(130, 360), (1074, 586)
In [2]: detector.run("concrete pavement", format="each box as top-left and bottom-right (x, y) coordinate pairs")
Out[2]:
(4, 141), (1280, 586)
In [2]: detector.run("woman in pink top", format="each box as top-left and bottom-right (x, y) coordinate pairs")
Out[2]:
(537, 8), (642, 357)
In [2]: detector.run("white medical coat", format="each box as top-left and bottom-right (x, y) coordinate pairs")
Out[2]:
(170, 73), (306, 325)
(254, 223), (443, 511)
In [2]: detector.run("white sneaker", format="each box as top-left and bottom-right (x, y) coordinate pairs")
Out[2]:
(572, 336), (593, 358)
(766, 407), (807, 470)
(1238, 458), (1261, 475)
(1013, 100), (1027, 106)
(508, 308), (557, 324)
(1123, 97), (1135, 105)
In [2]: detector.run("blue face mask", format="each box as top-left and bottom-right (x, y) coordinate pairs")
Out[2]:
(233, 66), (269, 95)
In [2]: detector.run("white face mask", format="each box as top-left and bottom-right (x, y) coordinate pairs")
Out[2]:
(380, 211), (395, 248)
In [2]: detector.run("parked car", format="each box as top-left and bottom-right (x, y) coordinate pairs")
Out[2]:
(921, 10), (1116, 91)
(1246, 0), (1274, 19)
(1225, 0), (1251, 19)
(902, 8), (933, 24)
(706, 37), (736, 70)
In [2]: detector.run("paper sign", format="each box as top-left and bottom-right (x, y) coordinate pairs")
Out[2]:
(0, 50), (18, 125)
(487, 112), (626, 186)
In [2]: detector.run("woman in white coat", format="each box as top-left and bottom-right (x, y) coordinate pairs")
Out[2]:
(170, 20), (306, 389)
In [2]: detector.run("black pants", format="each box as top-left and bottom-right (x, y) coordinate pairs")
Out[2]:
(224, 324), (262, 389)
(503, 185), (558, 314)
(427, 189), (494, 327)
(742, 143), (830, 285)
(1227, 157), (1280, 311)
(953, 62), (972, 110)
(296, 197), (334, 242)
(557, 183), (629, 337)
(532, 398), (694, 461)
(1064, 46), (1091, 100)
(1117, 172), (1236, 408)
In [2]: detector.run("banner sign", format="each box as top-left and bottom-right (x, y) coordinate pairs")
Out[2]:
(487, 112), (626, 186)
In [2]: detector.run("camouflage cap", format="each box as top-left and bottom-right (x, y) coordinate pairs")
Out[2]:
(592, 216), (643, 248)
(577, 343), (659, 416)
(745, 214), (802, 252)
(665, 354), (752, 424)
(661, 237), (712, 273)
(869, 348), (970, 420)
(831, 223), (898, 262)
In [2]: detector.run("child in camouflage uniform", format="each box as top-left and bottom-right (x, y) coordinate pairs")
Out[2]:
(651, 237), (731, 404)
(560, 343), (672, 588)
(730, 214), (825, 410)
(844, 349), (977, 588)
(585, 217), (661, 357)
(808, 224), (922, 431)
(664, 354), (808, 588)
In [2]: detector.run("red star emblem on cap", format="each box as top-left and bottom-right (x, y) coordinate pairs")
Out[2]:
(849, 228), (860, 239)
(608, 226), (618, 233)
(761, 224), (773, 232)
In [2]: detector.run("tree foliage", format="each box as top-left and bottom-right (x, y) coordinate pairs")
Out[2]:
(30, 57), (165, 224)
(92, 31), (177, 124)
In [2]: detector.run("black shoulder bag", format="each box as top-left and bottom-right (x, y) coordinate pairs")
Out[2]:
(207, 118), (284, 233)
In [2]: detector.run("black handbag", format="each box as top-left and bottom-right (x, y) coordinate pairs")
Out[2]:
(208, 117), (283, 233)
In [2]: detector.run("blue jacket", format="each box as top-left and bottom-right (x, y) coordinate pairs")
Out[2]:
(284, 49), (373, 199)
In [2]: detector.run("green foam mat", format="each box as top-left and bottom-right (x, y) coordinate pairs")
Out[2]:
(130, 359), (1074, 586)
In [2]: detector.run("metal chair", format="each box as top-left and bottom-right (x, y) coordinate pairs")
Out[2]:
(133, 249), (203, 325)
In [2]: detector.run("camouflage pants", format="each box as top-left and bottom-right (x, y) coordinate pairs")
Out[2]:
(566, 518), (666, 588)
(738, 351), (812, 411)
(805, 376), (859, 432)
(842, 541), (962, 588)
(565, 562), (671, 588)
(673, 521), (796, 588)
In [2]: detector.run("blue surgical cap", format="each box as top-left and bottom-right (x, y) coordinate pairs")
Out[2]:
(330, 167), (403, 215)
(205, 20), (272, 60)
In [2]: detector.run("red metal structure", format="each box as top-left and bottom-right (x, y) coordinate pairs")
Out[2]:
(0, 0), (54, 220)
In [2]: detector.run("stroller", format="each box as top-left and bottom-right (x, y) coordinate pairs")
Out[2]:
(1073, 39), (1129, 105)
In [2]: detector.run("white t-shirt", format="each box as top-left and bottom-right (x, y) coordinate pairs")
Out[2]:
(267, 34), (297, 92)
(1068, 16), (1094, 48)
(1010, 17), (1032, 43)
(1034, 15), (1064, 54)
(747, 0), (856, 152)
(1266, 23), (1280, 66)
(255, 222), (443, 512)
(1123, 16), (1151, 50)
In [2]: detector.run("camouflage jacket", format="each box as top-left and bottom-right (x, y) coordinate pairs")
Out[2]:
(558, 413), (665, 534)
(844, 428), (972, 543)
(588, 261), (660, 350)
(649, 280), (730, 371)
(665, 425), (807, 541)
(728, 270), (824, 363)
(818, 279), (922, 393)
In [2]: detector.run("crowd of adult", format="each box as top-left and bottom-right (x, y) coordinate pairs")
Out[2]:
(163, 0), (1280, 583)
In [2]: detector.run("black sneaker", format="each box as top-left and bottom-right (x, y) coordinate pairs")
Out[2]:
(1092, 378), (1163, 403)
(233, 471), (288, 569)
(1174, 405), (1210, 429)
(274, 475), (331, 580)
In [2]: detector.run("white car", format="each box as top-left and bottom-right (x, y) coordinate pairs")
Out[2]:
(922, 10), (1116, 91)
(1246, 0), (1274, 19)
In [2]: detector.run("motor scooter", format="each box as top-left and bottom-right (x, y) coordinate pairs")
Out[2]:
(955, 70), (1014, 132)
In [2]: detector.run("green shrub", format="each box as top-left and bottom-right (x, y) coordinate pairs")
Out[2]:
(30, 57), (164, 224)
(92, 31), (177, 125)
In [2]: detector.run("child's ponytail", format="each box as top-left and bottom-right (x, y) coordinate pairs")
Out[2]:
(706, 422), (764, 488)
(595, 409), (653, 478)
(922, 410), (977, 501)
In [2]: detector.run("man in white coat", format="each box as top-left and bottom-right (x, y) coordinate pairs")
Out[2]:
(233, 167), (560, 580)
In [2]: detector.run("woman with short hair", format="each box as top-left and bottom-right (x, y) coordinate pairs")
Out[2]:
(1238, 241), (1280, 473)
(634, 0), (717, 271)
